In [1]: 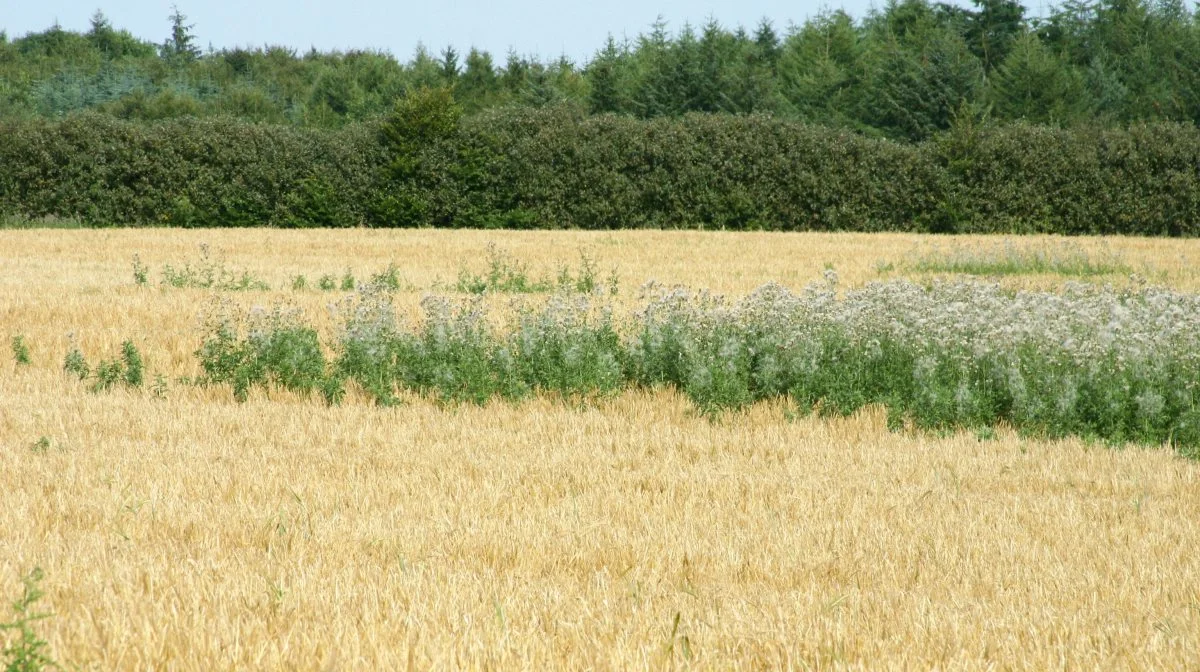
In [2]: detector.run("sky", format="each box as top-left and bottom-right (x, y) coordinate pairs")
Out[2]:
(0, 0), (909, 65)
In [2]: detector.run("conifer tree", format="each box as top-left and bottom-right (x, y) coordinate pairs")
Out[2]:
(161, 5), (200, 66)
(586, 35), (629, 114)
(989, 32), (1089, 122)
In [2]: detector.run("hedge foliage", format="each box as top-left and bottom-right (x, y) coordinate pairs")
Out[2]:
(0, 113), (388, 228)
(2, 107), (1199, 235)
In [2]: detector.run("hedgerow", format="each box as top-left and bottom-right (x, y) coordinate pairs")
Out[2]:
(2, 107), (1199, 235)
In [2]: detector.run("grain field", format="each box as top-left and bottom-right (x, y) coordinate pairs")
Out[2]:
(1, 229), (1199, 670)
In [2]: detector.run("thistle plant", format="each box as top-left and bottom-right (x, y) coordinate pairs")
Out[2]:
(189, 274), (1200, 456)
(62, 343), (88, 380)
(0, 568), (60, 672)
(454, 245), (615, 295)
(11, 336), (31, 366)
(905, 240), (1133, 278)
(196, 300), (329, 402)
(506, 292), (624, 398)
(369, 264), (404, 291)
(157, 245), (269, 291)
(87, 340), (145, 393)
(132, 254), (149, 286)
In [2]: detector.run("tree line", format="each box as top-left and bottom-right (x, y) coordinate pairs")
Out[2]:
(2, 0), (1199, 139)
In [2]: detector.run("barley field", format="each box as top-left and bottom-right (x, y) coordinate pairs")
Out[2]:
(2, 229), (1200, 670)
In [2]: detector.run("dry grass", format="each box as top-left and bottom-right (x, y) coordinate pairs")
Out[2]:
(2, 229), (1200, 670)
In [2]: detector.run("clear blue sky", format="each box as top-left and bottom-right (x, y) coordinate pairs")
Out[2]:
(0, 0), (912, 65)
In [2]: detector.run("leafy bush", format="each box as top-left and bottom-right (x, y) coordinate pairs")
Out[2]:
(506, 293), (624, 397)
(626, 276), (1200, 450)
(5, 109), (1200, 235)
(62, 347), (88, 380)
(0, 113), (386, 228)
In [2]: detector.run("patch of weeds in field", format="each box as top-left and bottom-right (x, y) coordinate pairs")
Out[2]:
(328, 286), (404, 405)
(151, 244), (270, 291)
(555, 251), (618, 295)
(903, 240), (1133, 278)
(89, 340), (145, 393)
(120, 341), (144, 387)
(67, 340), (145, 393)
(175, 273), (1200, 457)
(196, 299), (333, 403)
(132, 254), (149, 287)
(624, 275), (1200, 455)
(62, 342), (89, 380)
(297, 265), (404, 293)
(0, 567), (61, 672)
(151, 373), (169, 400)
(506, 293), (625, 398)
(330, 284), (623, 406)
(29, 436), (52, 454)
(369, 264), (405, 291)
(455, 245), (617, 295)
(378, 293), (510, 405)
(455, 244), (542, 294)
(11, 335), (31, 366)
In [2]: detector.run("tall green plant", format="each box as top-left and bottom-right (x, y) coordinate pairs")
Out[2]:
(1, 568), (60, 672)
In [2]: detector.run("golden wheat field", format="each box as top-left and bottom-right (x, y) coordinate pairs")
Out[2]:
(2, 229), (1200, 670)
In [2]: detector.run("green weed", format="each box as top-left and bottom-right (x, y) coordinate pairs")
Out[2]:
(0, 568), (60, 672)
(132, 254), (149, 287)
(76, 340), (145, 393)
(11, 336), (31, 366)
(196, 302), (331, 403)
(455, 245), (616, 295)
(369, 264), (404, 291)
(904, 241), (1133, 278)
(156, 245), (270, 291)
(62, 347), (89, 380)
(152, 373), (169, 400)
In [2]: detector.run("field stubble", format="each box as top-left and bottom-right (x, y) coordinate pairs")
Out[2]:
(2, 229), (1200, 669)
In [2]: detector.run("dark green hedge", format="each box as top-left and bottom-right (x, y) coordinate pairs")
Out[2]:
(2, 108), (1198, 235)
(0, 113), (388, 228)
